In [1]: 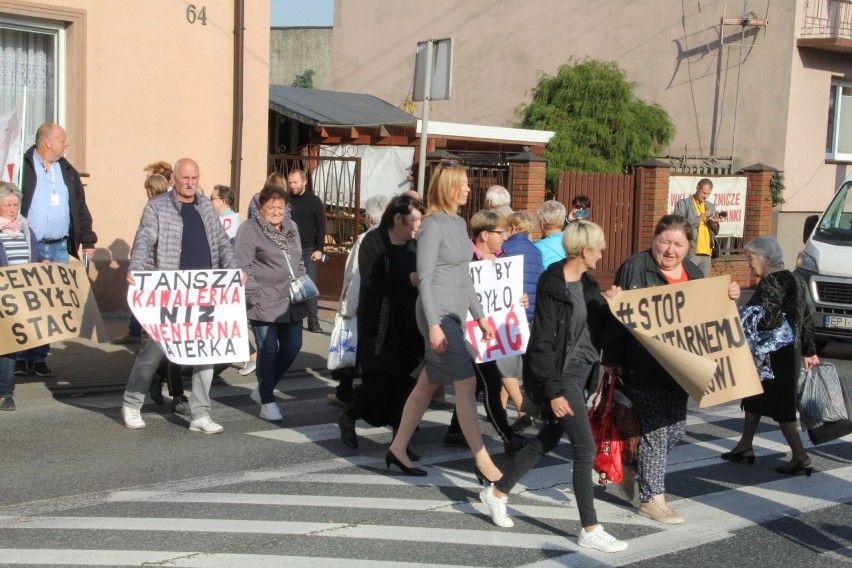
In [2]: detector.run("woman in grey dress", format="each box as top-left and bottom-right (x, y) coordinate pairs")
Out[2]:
(386, 162), (502, 482)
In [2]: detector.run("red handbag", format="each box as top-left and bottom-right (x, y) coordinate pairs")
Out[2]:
(587, 372), (624, 485)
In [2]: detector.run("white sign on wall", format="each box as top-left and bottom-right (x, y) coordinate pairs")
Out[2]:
(465, 257), (530, 363)
(316, 145), (416, 203)
(667, 176), (748, 237)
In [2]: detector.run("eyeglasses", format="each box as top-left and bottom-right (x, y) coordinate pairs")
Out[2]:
(439, 159), (458, 169)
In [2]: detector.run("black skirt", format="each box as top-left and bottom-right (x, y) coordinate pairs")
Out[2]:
(742, 344), (800, 423)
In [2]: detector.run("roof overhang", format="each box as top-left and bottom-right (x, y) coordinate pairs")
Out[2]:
(417, 120), (555, 145)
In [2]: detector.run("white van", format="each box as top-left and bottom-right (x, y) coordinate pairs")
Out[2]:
(795, 174), (852, 351)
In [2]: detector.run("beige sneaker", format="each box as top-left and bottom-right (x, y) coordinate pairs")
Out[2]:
(638, 495), (684, 524)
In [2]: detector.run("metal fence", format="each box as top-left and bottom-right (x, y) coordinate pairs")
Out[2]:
(800, 0), (852, 39)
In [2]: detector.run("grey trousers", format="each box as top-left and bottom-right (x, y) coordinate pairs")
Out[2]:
(122, 341), (214, 421)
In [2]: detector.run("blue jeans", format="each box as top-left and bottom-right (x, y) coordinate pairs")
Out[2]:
(0, 356), (15, 397)
(252, 320), (302, 404)
(18, 240), (70, 365)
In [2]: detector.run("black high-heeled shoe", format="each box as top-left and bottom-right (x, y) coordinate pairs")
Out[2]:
(721, 447), (755, 464)
(406, 448), (420, 462)
(775, 457), (813, 477)
(385, 450), (427, 477)
(474, 465), (501, 486)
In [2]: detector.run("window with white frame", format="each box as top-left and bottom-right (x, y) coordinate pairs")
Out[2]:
(827, 79), (852, 161)
(0, 17), (65, 149)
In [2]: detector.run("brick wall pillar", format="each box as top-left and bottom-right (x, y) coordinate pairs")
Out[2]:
(508, 149), (547, 236)
(633, 159), (672, 251)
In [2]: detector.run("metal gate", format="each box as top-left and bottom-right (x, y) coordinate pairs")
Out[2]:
(267, 147), (362, 300)
(423, 151), (511, 223)
(556, 171), (635, 288)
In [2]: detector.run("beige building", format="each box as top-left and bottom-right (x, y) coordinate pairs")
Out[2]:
(0, 0), (270, 310)
(331, 0), (852, 265)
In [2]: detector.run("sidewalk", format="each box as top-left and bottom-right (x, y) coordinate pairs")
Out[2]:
(13, 300), (340, 399)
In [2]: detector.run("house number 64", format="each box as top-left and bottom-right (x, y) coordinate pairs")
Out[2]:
(186, 4), (208, 25)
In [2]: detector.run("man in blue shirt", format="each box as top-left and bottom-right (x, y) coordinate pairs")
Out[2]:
(17, 123), (97, 378)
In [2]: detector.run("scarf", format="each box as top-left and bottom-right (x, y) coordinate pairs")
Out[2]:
(738, 305), (795, 381)
(0, 216), (22, 237)
(255, 212), (296, 251)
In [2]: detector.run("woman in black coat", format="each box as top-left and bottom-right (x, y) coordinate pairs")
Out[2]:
(337, 195), (425, 449)
(479, 221), (628, 554)
(723, 236), (819, 475)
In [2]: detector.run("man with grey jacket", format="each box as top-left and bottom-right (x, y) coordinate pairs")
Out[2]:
(121, 158), (238, 433)
(673, 178), (720, 277)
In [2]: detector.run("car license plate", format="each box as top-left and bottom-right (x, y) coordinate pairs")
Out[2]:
(825, 315), (852, 329)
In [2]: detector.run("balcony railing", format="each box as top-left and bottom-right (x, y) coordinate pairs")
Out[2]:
(800, 0), (852, 40)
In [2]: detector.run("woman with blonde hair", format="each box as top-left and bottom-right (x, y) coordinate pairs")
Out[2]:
(385, 161), (501, 482)
(481, 221), (628, 552)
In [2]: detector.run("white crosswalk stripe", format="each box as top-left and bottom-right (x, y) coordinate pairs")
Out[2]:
(2, 380), (852, 567)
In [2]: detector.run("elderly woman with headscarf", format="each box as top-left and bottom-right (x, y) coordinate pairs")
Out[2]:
(0, 182), (45, 411)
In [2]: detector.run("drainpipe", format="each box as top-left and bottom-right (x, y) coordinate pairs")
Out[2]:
(230, 0), (245, 209)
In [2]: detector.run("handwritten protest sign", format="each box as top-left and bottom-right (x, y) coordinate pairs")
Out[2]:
(607, 276), (762, 407)
(465, 257), (530, 363)
(128, 269), (249, 364)
(668, 176), (747, 237)
(0, 263), (107, 354)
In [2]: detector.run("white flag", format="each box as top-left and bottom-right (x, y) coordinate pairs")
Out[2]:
(0, 96), (25, 184)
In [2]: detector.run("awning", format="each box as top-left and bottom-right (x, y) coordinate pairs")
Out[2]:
(269, 85), (417, 128)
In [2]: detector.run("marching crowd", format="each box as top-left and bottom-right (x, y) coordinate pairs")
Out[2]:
(0, 123), (821, 555)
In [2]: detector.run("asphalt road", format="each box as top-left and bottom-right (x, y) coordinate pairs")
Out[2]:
(0, 342), (851, 567)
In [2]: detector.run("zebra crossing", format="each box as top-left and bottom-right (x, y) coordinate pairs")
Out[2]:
(1, 380), (852, 567)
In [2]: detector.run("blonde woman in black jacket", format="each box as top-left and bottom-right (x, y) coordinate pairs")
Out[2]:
(479, 220), (628, 554)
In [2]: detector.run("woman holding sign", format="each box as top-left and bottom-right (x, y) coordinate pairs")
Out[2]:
(609, 214), (740, 524)
(386, 161), (501, 481)
(235, 184), (308, 422)
(0, 182), (45, 411)
(722, 236), (819, 475)
(480, 220), (629, 552)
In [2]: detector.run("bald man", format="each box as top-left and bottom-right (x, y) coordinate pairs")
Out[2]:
(121, 158), (238, 433)
(17, 123), (97, 378)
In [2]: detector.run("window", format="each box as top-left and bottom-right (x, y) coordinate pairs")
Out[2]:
(0, 17), (65, 150)
(826, 79), (852, 161)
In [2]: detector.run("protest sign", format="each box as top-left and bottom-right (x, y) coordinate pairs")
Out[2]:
(606, 276), (762, 407)
(0, 262), (106, 354)
(668, 176), (747, 237)
(465, 257), (530, 363)
(128, 269), (249, 364)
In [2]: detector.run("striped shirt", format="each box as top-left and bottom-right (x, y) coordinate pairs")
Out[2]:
(0, 232), (31, 265)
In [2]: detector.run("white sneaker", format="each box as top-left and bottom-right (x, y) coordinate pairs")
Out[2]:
(249, 387), (262, 405)
(121, 406), (146, 429)
(238, 360), (256, 376)
(189, 415), (224, 434)
(260, 402), (283, 421)
(578, 524), (628, 553)
(479, 484), (514, 528)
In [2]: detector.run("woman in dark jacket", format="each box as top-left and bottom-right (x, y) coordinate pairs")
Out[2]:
(479, 221), (628, 554)
(337, 195), (425, 449)
(235, 184), (308, 422)
(608, 214), (739, 524)
(722, 236), (819, 475)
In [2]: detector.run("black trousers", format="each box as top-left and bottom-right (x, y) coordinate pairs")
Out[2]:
(446, 361), (514, 442)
